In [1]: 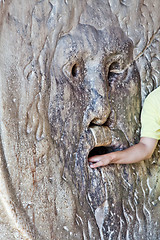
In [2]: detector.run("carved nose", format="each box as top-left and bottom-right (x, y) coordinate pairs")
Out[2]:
(91, 94), (111, 125)
(86, 64), (111, 126)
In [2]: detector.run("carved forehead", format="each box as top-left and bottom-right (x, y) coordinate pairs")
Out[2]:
(54, 24), (133, 62)
(104, 26), (133, 55)
(54, 24), (99, 60)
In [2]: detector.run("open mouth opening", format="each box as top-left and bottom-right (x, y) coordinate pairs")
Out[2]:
(88, 125), (128, 159)
(88, 146), (122, 158)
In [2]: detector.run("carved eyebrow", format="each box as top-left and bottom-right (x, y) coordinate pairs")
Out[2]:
(109, 65), (130, 74)
(105, 43), (133, 72)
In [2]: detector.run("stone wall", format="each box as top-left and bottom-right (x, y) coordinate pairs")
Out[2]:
(0, 0), (160, 239)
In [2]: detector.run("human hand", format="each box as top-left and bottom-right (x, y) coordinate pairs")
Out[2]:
(88, 153), (115, 168)
(88, 137), (158, 168)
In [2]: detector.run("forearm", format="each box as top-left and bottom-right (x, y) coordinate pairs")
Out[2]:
(89, 137), (158, 168)
(112, 142), (152, 164)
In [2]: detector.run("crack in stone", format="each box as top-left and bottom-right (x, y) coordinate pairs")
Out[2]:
(134, 28), (160, 62)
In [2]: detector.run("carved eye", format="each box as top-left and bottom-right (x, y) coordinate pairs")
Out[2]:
(107, 61), (125, 86)
(71, 64), (79, 77)
(109, 62), (120, 73)
(108, 61), (120, 81)
(63, 60), (84, 80)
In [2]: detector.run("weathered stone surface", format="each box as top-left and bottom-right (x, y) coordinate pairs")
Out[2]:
(0, 0), (160, 239)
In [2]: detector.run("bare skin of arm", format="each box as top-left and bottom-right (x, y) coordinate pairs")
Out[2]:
(88, 137), (158, 168)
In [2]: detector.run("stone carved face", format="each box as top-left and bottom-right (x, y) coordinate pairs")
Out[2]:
(0, 1), (159, 239)
(48, 24), (141, 194)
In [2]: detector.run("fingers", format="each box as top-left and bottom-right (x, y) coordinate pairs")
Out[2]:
(88, 154), (111, 168)
(88, 156), (100, 162)
(89, 160), (106, 168)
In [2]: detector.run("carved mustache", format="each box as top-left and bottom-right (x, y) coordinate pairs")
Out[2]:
(89, 125), (129, 157)
(90, 125), (112, 147)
